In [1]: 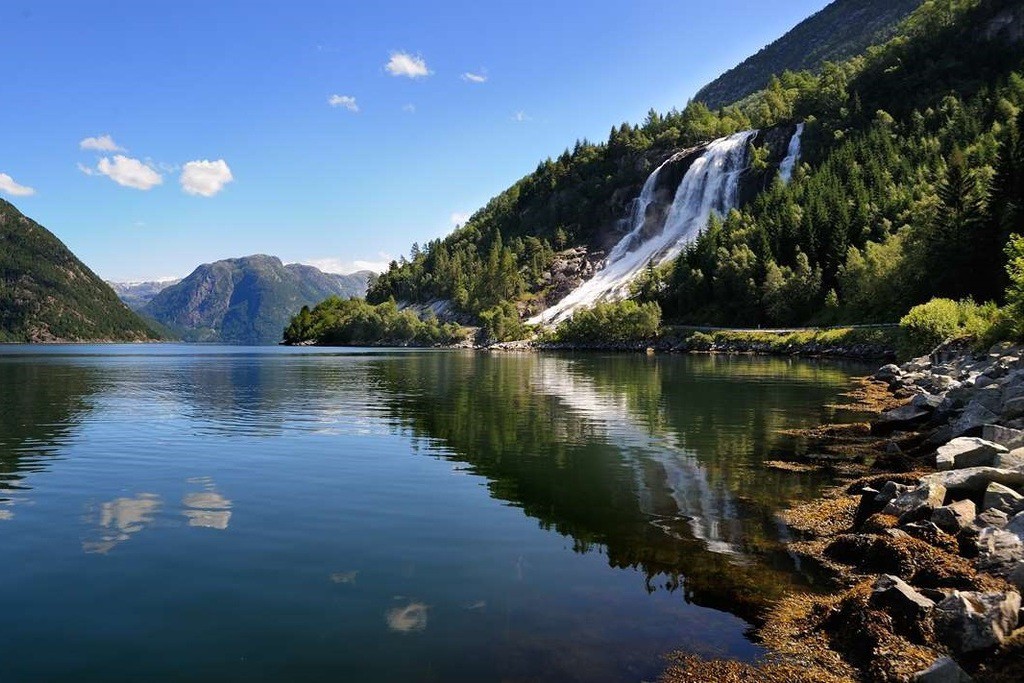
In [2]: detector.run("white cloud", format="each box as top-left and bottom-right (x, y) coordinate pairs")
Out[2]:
(179, 159), (233, 197)
(93, 156), (163, 190)
(512, 111), (531, 123)
(402, 103), (416, 114)
(328, 94), (359, 112)
(450, 212), (470, 227)
(0, 172), (36, 197)
(300, 252), (393, 274)
(79, 134), (125, 152)
(76, 162), (97, 176)
(385, 52), (431, 78)
(461, 72), (487, 83)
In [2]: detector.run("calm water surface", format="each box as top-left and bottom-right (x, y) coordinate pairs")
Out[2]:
(0, 346), (871, 682)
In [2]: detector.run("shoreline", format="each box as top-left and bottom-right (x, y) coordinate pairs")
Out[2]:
(664, 344), (1024, 682)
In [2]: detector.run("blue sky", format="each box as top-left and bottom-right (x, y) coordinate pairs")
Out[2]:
(0, 0), (830, 281)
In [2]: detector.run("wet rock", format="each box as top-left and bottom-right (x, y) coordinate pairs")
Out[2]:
(871, 574), (935, 633)
(884, 483), (947, 524)
(981, 424), (1024, 449)
(933, 590), (1021, 653)
(935, 437), (1007, 471)
(932, 499), (977, 534)
(921, 467), (1024, 494)
(983, 482), (1024, 515)
(911, 656), (973, 682)
(874, 404), (932, 434)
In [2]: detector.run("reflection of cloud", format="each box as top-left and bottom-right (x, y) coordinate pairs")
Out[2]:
(464, 600), (486, 611)
(330, 570), (359, 584)
(0, 508), (13, 521)
(182, 483), (232, 530)
(83, 493), (162, 554)
(386, 601), (429, 632)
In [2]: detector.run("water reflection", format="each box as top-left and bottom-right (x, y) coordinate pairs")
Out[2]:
(82, 493), (162, 554)
(182, 476), (232, 529)
(385, 600), (429, 633)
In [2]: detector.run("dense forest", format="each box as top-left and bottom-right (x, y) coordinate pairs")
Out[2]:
(290, 0), (1024, 346)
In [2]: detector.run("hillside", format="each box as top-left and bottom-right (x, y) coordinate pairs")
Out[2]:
(108, 279), (181, 310)
(142, 255), (370, 344)
(0, 199), (159, 343)
(693, 0), (922, 109)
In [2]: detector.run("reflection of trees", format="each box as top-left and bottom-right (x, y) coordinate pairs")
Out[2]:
(368, 353), (861, 620)
(0, 361), (101, 518)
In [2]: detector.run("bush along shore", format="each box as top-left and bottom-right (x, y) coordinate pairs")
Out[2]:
(663, 343), (1024, 682)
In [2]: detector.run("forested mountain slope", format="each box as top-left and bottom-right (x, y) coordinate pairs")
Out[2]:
(0, 199), (159, 343)
(694, 0), (922, 109)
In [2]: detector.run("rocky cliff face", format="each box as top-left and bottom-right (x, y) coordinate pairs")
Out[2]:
(0, 199), (159, 343)
(142, 255), (371, 344)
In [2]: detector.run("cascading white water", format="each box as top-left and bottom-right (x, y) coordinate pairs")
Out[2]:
(778, 122), (804, 183)
(530, 129), (757, 326)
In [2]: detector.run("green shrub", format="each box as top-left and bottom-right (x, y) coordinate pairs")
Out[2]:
(282, 297), (465, 346)
(554, 300), (661, 343)
(479, 302), (528, 342)
(898, 298), (1002, 358)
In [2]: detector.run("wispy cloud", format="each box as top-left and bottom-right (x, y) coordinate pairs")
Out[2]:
(180, 159), (233, 197)
(79, 134), (125, 152)
(301, 252), (393, 274)
(385, 52), (431, 78)
(450, 212), (471, 227)
(92, 156), (163, 190)
(461, 71), (487, 83)
(512, 111), (531, 123)
(403, 103), (416, 114)
(0, 172), (36, 197)
(328, 94), (359, 112)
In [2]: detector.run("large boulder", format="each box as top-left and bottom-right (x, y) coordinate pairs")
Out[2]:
(874, 404), (932, 434)
(975, 528), (1024, 574)
(996, 447), (1024, 469)
(983, 482), (1024, 515)
(883, 482), (947, 523)
(911, 657), (973, 683)
(921, 467), (1024, 494)
(875, 364), (902, 383)
(932, 499), (977, 534)
(935, 438), (1007, 471)
(933, 590), (1021, 653)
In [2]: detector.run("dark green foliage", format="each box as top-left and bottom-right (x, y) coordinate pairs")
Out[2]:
(695, 0), (921, 109)
(0, 199), (159, 342)
(142, 255), (370, 345)
(553, 301), (661, 344)
(282, 298), (465, 347)
(479, 301), (528, 343)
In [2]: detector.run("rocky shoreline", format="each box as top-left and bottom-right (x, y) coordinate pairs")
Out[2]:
(665, 343), (1024, 682)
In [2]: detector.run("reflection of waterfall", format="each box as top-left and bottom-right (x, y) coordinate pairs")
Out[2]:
(529, 357), (743, 555)
(530, 130), (757, 326)
(779, 123), (804, 183)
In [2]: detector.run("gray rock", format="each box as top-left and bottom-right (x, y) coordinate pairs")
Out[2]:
(977, 508), (1011, 529)
(1003, 396), (1024, 420)
(983, 482), (1024, 515)
(883, 482), (947, 523)
(995, 447), (1024, 469)
(876, 364), (902, 382)
(976, 528), (1024, 574)
(935, 438), (1007, 471)
(912, 393), (945, 411)
(1008, 562), (1024, 592)
(933, 590), (1021, 653)
(871, 574), (935, 631)
(1007, 510), (1024, 539)
(911, 656), (973, 683)
(875, 481), (912, 506)
(975, 375), (996, 389)
(921, 467), (1024, 494)
(948, 404), (1001, 440)
(932, 499), (977, 534)
(875, 404), (932, 433)
(981, 424), (1024, 449)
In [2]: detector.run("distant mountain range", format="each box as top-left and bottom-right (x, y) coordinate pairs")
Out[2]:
(693, 0), (921, 109)
(107, 279), (182, 310)
(0, 199), (159, 343)
(136, 255), (371, 345)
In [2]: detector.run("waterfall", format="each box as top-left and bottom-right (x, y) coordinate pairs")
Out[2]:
(778, 122), (804, 183)
(530, 129), (757, 326)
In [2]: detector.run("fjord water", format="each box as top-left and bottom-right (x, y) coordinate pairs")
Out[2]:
(0, 346), (868, 682)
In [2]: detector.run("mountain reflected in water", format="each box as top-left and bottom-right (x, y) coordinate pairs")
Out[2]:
(0, 346), (869, 683)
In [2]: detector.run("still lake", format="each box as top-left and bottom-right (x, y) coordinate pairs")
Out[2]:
(0, 346), (870, 682)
